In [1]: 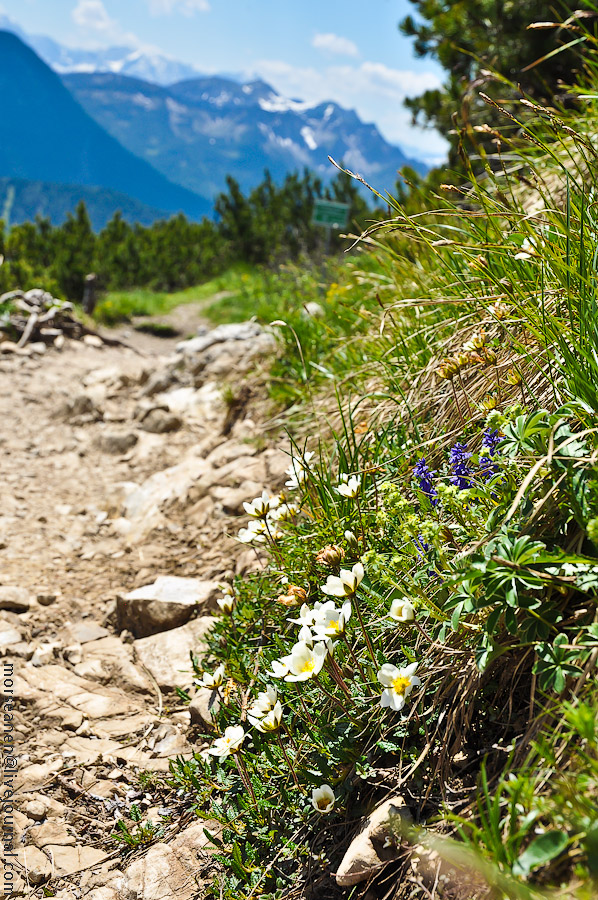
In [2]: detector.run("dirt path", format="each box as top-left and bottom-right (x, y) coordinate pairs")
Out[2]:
(0, 316), (285, 900)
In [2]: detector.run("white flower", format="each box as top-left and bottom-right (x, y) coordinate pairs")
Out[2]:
(336, 474), (361, 499)
(298, 624), (314, 644)
(388, 598), (415, 623)
(237, 520), (267, 544)
(218, 582), (234, 596)
(269, 503), (298, 522)
(312, 600), (352, 638)
(285, 451), (316, 489)
(268, 658), (291, 678)
(311, 784), (335, 813)
(321, 562), (365, 597)
(378, 662), (421, 712)
(207, 725), (245, 761)
(289, 603), (316, 628)
(216, 595), (234, 614)
(243, 490), (280, 519)
(196, 664), (225, 689)
(514, 237), (535, 260)
(249, 700), (283, 732)
(248, 685), (278, 718)
(265, 523), (283, 542)
(284, 641), (328, 682)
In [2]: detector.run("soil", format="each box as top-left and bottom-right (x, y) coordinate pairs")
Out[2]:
(0, 307), (284, 900)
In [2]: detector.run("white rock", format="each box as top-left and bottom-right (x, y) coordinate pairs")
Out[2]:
(335, 797), (412, 887)
(0, 586), (30, 612)
(0, 619), (22, 650)
(31, 643), (59, 667)
(118, 576), (221, 638)
(118, 821), (218, 900)
(134, 617), (213, 689)
(176, 322), (264, 356)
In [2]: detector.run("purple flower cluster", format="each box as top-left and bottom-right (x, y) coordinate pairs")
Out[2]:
(481, 428), (501, 455)
(480, 428), (501, 480)
(414, 534), (430, 557)
(413, 458), (438, 506)
(450, 442), (472, 490)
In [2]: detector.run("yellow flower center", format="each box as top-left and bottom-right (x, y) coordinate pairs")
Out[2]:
(316, 798), (329, 810)
(301, 658), (316, 673)
(329, 619), (339, 632)
(392, 675), (411, 696)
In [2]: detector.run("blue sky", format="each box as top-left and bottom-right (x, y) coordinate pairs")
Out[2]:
(0, 0), (447, 161)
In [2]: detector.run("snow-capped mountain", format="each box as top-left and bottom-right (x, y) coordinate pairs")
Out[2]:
(0, 14), (427, 222)
(0, 14), (201, 85)
(64, 72), (426, 204)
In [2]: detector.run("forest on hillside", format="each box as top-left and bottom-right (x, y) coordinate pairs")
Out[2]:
(0, 170), (372, 303)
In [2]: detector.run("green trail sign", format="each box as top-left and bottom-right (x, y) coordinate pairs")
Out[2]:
(312, 199), (350, 229)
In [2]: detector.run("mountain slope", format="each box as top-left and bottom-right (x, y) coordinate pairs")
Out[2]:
(0, 31), (209, 220)
(0, 177), (166, 230)
(0, 14), (202, 85)
(63, 72), (426, 202)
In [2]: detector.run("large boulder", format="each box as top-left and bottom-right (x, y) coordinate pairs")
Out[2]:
(117, 576), (220, 637)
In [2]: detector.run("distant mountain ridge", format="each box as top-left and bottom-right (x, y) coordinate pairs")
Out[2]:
(0, 18), (427, 228)
(0, 31), (209, 223)
(64, 71), (426, 205)
(0, 177), (165, 230)
(0, 13), (202, 85)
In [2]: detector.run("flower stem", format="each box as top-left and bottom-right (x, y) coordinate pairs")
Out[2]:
(327, 656), (352, 700)
(342, 633), (372, 689)
(353, 591), (377, 666)
(234, 753), (257, 804)
(277, 733), (300, 788)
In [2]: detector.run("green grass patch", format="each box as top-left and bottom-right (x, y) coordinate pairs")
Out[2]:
(93, 265), (256, 325)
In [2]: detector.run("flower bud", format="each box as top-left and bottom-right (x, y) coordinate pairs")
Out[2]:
(344, 530), (359, 552)
(276, 585), (308, 608)
(316, 544), (346, 567)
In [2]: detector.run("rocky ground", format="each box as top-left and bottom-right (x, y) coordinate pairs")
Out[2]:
(0, 316), (289, 900)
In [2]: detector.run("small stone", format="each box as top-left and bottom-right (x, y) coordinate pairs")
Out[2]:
(189, 687), (220, 729)
(95, 431), (138, 455)
(30, 819), (76, 848)
(66, 621), (109, 644)
(134, 617), (213, 690)
(118, 576), (220, 638)
(335, 797), (412, 888)
(65, 644), (83, 665)
(139, 408), (183, 434)
(37, 592), (57, 606)
(140, 370), (178, 398)
(0, 619), (22, 650)
(9, 641), (33, 659)
(46, 844), (109, 876)
(120, 821), (219, 900)
(23, 845), (52, 885)
(0, 585), (30, 612)
(83, 334), (104, 348)
(31, 643), (59, 666)
(24, 800), (47, 821)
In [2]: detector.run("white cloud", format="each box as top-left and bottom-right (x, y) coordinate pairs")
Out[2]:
(249, 59), (447, 164)
(72, 0), (115, 33)
(312, 33), (358, 57)
(148, 0), (211, 15)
